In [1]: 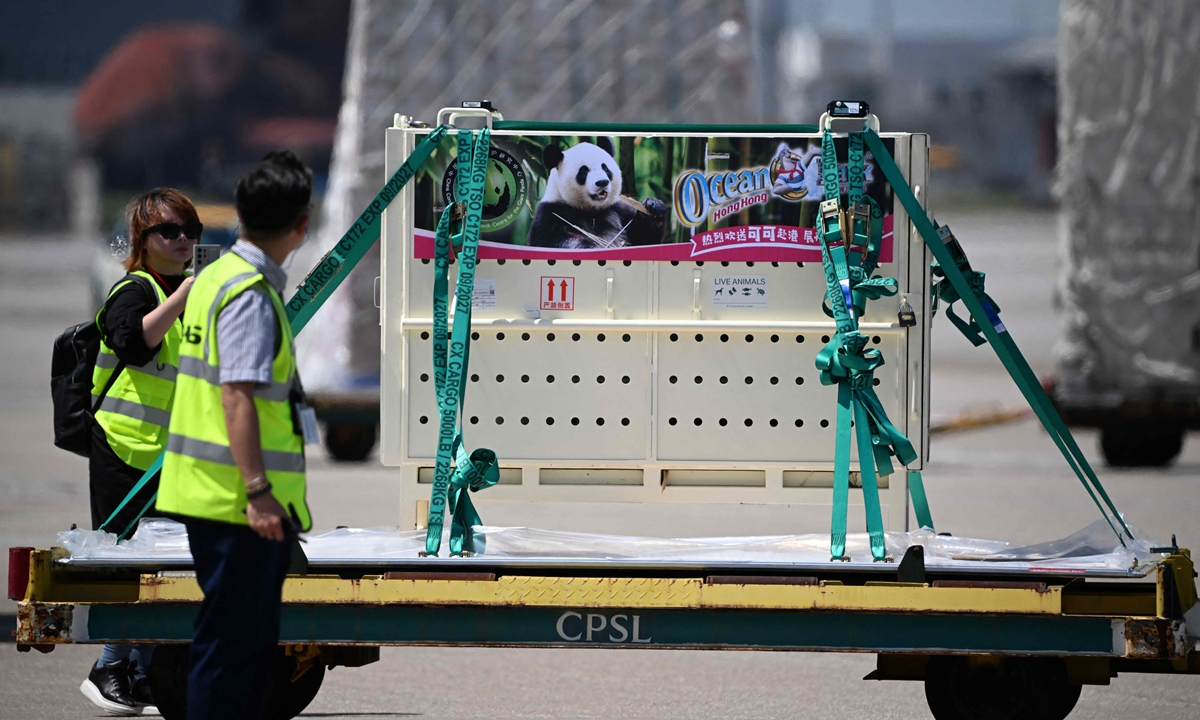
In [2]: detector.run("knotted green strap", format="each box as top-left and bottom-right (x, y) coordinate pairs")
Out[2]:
(862, 128), (1133, 545)
(818, 125), (922, 561)
(97, 125), (449, 541)
(424, 128), (499, 557)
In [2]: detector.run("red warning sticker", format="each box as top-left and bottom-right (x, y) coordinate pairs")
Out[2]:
(540, 276), (574, 311)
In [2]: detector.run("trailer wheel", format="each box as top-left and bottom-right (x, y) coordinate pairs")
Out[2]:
(148, 645), (326, 720)
(324, 421), (378, 462)
(1100, 425), (1183, 467)
(924, 655), (1059, 720)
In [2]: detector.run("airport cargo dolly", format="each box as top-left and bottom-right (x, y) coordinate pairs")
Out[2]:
(14, 106), (1200, 719)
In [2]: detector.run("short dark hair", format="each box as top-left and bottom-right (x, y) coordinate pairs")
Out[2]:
(235, 150), (313, 239)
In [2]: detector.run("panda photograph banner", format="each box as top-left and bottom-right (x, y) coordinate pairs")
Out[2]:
(410, 132), (896, 263)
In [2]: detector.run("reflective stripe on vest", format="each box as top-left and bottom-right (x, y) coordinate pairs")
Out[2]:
(92, 271), (182, 471)
(157, 251), (311, 531)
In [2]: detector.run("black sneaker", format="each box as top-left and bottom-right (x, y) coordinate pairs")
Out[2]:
(130, 673), (160, 716)
(80, 659), (141, 716)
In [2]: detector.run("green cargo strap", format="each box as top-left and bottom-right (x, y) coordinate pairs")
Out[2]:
(99, 125), (449, 541)
(861, 128), (1133, 545)
(907, 470), (934, 531)
(424, 128), (499, 557)
(817, 126), (915, 562)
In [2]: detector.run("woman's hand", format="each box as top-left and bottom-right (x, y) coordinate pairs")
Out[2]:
(176, 275), (194, 300)
(142, 276), (194, 347)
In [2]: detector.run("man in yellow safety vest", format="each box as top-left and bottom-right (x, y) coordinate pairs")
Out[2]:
(157, 151), (314, 720)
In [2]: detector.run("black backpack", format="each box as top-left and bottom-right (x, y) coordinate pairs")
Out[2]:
(51, 275), (155, 457)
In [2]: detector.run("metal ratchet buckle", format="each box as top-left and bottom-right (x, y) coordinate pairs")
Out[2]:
(850, 201), (871, 253)
(820, 199), (843, 243)
(936, 225), (972, 272)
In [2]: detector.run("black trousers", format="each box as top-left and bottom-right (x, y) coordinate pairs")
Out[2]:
(184, 518), (290, 720)
(88, 422), (163, 532)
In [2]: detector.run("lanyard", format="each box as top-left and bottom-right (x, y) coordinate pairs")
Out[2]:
(97, 125), (449, 540)
(424, 128), (500, 557)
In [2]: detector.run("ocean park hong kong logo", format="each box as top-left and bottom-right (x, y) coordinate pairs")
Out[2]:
(672, 143), (875, 227)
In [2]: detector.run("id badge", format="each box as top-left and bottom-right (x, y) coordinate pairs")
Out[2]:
(296, 403), (320, 445)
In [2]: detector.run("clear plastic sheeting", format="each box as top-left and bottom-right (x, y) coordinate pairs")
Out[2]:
(1056, 1), (1200, 400)
(58, 518), (1163, 577)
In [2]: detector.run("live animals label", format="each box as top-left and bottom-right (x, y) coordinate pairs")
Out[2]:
(712, 276), (767, 308)
(472, 278), (497, 310)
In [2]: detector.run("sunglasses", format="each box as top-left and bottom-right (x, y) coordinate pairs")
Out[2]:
(144, 221), (203, 241)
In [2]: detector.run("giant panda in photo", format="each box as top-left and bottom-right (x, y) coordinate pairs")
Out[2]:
(529, 138), (667, 249)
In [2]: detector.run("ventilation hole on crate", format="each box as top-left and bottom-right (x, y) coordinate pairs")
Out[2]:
(747, 262), (755, 267)
(598, 260), (607, 266)
(745, 334), (754, 343)
(694, 417), (703, 426)
(795, 419), (804, 427)
(597, 376), (606, 384)
(670, 333), (678, 342)
(822, 335), (830, 343)
(669, 417), (678, 426)
(744, 376), (753, 384)
(496, 416), (504, 425)
(596, 417), (605, 426)
(873, 378), (881, 387)
(522, 333), (530, 341)
(547, 333), (555, 341)
(470, 416), (479, 424)
(720, 334), (729, 342)
(419, 416), (428, 424)
(622, 333), (631, 342)
(572, 333), (581, 341)
(449, 258), (456, 265)
(547, 417), (555, 425)
(796, 335), (805, 343)
(470, 374), (479, 382)
(420, 331), (429, 340)
(571, 417), (580, 425)
(497, 259), (506, 265)
(496, 332), (505, 340)
(546, 375), (555, 383)
(422, 258), (430, 264)
(719, 376), (728, 384)
(771, 334), (779, 343)
(796, 262), (804, 267)
(420, 373), (429, 382)
(471, 332), (479, 340)
(696, 261), (704, 266)
(521, 417), (529, 425)
(521, 374), (530, 383)
(572, 259), (581, 266)
(522, 259), (531, 265)
(872, 335), (881, 344)
(795, 377), (805, 385)
(695, 333), (704, 342)
(496, 374), (504, 383)
(548, 259), (556, 266)
(598, 333), (606, 342)
(721, 261), (729, 267)
(770, 419), (778, 427)
(671, 260), (679, 266)
(669, 375), (678, 384)
(694, 375), (703, 384)
(771, 262), (779, 267)
(719, 418), (728, 427)
(621, 417), (630, 426)
(623, 260), (632, 266)
(622, 375), (630, 384)
(770, 376), (779, 385)
(572, 375), (580, 383)
(820, 419), (830, 428)
(744, 418), (753, 427)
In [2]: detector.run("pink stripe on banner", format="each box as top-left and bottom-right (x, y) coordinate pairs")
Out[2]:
(414, 216), (894, 264)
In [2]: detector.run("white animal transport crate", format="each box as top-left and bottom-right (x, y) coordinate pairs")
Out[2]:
(379, 110), (931, 537)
